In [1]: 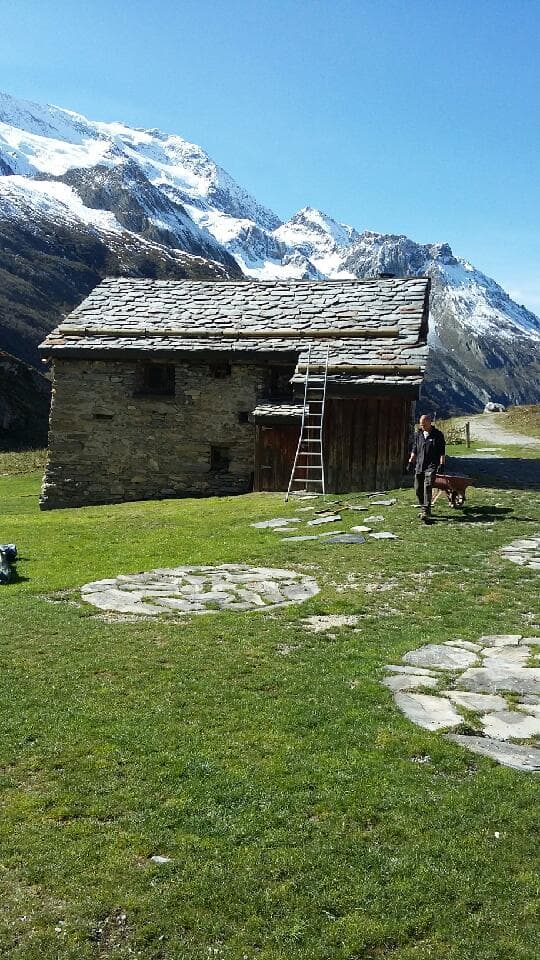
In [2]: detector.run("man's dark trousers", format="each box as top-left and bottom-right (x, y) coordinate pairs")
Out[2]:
(411, 426), (445, 519)
(414, 467), (436, 517)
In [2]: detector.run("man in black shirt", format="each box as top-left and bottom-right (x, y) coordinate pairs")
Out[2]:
(408, 414), (446, 523)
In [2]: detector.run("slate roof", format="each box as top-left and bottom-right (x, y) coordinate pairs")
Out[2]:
(40, 277), (430, 389)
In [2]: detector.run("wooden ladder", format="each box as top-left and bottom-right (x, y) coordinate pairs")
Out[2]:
(285, 345), (329, 501)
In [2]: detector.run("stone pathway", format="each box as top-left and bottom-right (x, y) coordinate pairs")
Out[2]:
(500, 533), (540, 571)
(252, 499), (401, 545)
(81, 565), (319, 617)
(382, 634), (540, 772)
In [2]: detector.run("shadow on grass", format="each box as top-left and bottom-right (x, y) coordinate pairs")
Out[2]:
(433, 505), (538, 526)
(432, 505), (515, 525)
(448, 456), (540, 491)
(0, 567), (30, 585)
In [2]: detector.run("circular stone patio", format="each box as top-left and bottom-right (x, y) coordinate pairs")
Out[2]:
(500, 533), (540, 570)
(81, 564), (319, 616)
(382, 634), (540, 772)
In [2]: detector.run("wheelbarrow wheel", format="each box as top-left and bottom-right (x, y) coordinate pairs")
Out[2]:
(450, 491), (465, 508)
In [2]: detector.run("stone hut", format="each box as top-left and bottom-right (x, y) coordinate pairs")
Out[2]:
(39, 276), (430, 509)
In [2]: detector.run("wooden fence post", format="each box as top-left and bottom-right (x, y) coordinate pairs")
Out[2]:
(465, 422), (470, 448)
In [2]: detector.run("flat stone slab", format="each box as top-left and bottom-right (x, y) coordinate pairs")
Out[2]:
(251, 517), (301, 528)
(459, 664), (540, 696)
(324, 534), (366, 544)
(369, 532), (398, 540)
(403, 644), (478, 671)
(447, 735), (540, 772)
(301, 615), (361, 633)
(481, 646), (531, 665)
(386, 665), (439, 677)
(442, 690), (507, 713)
(350, 525), (372, 533)
(383, 674), (439, 692)
(307, 514), (342, 526)
(369, 498), (397, 506)
(481, 709), (540, 741)
(81, 565), (319, 617)
(444, 640), (482, 652)
(280, 530), (345, 542)
(394, 693), (462, 731)
(501, 534), (540, 570)
(478, 634), (523, 647)
(364, 515), (385, 523)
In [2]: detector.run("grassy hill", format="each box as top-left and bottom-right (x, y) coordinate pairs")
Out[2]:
(0, 444), (538, 959)
(503, 404), (540, 440)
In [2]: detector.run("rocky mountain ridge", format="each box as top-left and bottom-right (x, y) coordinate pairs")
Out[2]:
(1, 90), (539, 414)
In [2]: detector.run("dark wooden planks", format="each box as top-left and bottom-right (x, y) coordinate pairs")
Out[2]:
(255, 397), (410, 493)
(254, 424), (300, 491)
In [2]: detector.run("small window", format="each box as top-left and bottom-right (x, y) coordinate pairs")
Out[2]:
(210, 445), (230, 471)
(268, 365), (293, 397)
(136, 363), (175, 396)
(238, 411), (249, 424)
(211, 363), (231, 379)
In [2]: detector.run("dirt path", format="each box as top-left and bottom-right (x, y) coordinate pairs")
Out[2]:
(453, 413), (540, 448)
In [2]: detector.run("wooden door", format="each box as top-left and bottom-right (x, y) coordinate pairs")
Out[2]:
(254, 424), (299, 491)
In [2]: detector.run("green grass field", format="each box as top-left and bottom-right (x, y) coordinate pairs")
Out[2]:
(1, 446), (539, 959)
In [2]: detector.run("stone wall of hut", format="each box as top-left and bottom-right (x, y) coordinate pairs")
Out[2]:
(40, 357), (283, 509)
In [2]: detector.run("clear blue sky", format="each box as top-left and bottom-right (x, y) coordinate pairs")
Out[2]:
(1, 0), (539, 312)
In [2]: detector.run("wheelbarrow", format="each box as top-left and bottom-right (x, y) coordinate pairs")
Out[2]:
(432, 473), (473, 508)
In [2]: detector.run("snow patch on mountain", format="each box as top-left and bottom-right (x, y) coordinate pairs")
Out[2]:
(435, 260), (540, 340)
(0, 91), (278, 233)
(0, 120), (114, 176)
(0, 175), (122, 232)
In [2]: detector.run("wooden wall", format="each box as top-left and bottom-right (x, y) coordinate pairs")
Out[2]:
(324, 396), (412, 492)
(253, 396), (412, 493)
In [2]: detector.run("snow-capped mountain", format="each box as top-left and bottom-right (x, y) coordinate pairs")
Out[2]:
(1, 90), (539, 413)
(340, 234), (540, 411)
